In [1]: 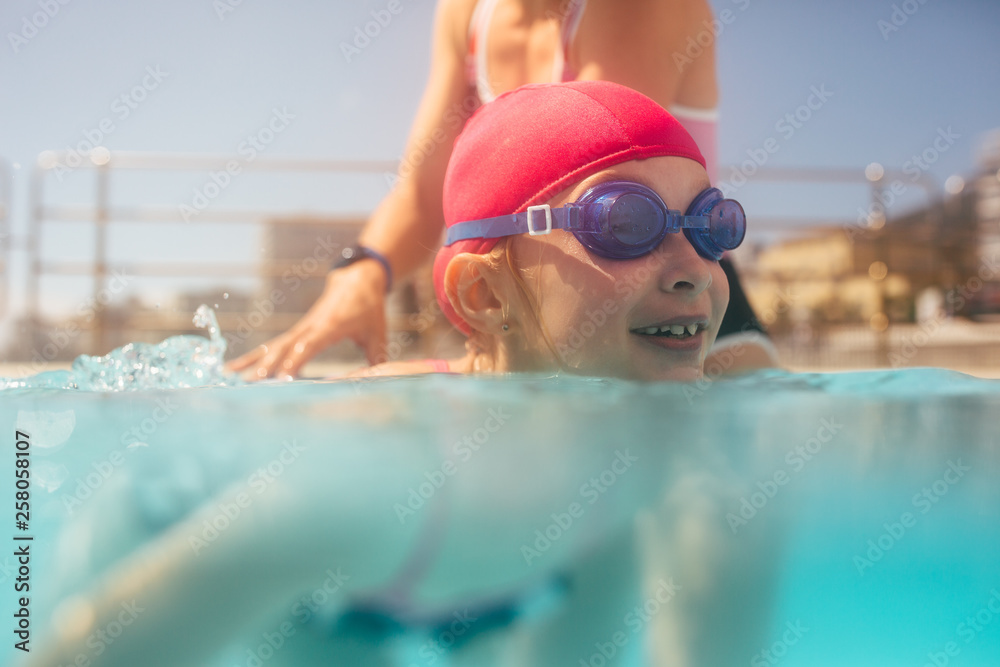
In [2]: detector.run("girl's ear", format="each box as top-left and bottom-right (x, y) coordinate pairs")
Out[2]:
(443, 253), (509, 335)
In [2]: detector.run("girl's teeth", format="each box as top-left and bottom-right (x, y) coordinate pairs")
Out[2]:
(635, 324), (702, 337)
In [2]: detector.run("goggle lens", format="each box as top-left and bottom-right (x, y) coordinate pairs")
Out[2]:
(712, 199), (746, 249)
(579, 183), (745, 261)
(607, 193), (666, 248)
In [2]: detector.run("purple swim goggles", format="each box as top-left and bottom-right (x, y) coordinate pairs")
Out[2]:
(444, 181), (746, 261)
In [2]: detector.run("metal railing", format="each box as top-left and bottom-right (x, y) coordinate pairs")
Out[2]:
(25, 152), (978, 370)
(26, 150), (399, 353)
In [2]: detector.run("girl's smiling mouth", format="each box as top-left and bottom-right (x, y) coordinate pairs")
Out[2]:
(630, 317), (710, 351)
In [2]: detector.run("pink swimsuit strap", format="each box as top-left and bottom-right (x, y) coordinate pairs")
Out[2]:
(422, 359), (452, 373)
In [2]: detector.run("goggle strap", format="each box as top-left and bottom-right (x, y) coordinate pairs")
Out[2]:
(445, 207), (577, 245)
(446, 207), (717, 244)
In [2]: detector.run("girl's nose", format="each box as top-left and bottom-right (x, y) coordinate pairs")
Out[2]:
(655, 232), (714, 296)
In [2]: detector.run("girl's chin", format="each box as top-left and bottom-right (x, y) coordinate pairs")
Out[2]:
(648, 365), (703, 383)
(626, 339), (707, 381)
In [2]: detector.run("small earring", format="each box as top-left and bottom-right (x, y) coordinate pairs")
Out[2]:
(502, 323), (509, 332)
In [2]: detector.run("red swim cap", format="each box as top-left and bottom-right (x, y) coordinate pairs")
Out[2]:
(433, 81), (706, 334)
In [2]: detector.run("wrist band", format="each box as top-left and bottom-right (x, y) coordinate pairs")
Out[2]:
(332, 245), (393, 292)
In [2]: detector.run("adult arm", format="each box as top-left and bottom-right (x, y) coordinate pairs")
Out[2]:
(228, 0), (477, 379)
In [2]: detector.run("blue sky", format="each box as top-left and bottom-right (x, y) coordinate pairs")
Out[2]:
(1, 0), (998, 331)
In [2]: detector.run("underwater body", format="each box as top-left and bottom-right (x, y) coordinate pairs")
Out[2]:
(2, 311), (998, 666)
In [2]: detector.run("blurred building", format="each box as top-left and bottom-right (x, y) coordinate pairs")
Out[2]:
(747, 138), (1000, 331)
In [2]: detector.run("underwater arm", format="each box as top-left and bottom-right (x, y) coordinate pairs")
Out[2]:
(26, 412), (673, 666)
(24, 474), (427, 667)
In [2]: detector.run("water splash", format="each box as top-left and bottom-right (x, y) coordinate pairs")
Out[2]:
(0, 306), (242, 392)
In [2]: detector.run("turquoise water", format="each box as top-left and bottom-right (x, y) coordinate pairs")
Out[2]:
(1, 319), (998, 665)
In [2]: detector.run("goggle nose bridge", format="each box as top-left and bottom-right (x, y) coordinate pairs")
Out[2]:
(663, 211), (711, 232)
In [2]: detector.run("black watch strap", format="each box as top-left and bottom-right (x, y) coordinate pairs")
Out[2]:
(332, 245), (393, 292)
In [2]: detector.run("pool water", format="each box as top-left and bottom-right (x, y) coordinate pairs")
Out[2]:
(1, 319), (998, 666)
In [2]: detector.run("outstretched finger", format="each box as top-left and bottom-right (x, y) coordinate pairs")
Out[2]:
(362, 313), (388, 367)
(226, 343), (268, 372)
(251, 337), (302, 380)
(276, 335), (327, 379)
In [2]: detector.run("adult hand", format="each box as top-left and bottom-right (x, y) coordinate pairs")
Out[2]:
(227, 259), (389, 379)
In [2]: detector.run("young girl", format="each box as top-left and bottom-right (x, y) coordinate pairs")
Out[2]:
(25, 82), (751, 667)
(352, 80), (743, 382)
